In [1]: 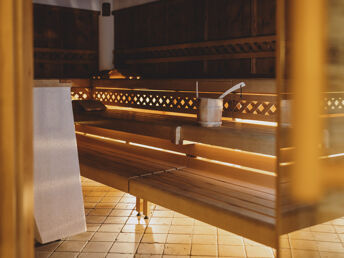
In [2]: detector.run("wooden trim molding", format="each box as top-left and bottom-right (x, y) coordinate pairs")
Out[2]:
(0, 1), (34, 258)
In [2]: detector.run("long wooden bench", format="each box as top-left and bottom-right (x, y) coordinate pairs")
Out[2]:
(72, 78), (344, 251)
(76, 131), (277, 246)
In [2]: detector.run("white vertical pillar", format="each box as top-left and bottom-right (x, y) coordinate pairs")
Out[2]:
(99, 0), (115, 71)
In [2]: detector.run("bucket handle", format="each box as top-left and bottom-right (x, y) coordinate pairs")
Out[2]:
(218, 82), (246, 99)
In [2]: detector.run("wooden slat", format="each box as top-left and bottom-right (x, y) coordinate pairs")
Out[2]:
(76, 133), (187, 168)
(130, 178), (277, 247)
(186, 160), (275, 193)
(60, 79), (91, 88)
(125, 51), (275, 64)
(34, 48), (96, 54)
(181, 123), (276, 155)
(75, 123), (276, 172)
(161, 171), (275, 211)
(136, 174), (275, 221)
(75, 109), (276, 155)
(118, 35), (276, 54)
(92, 78), (276, 94)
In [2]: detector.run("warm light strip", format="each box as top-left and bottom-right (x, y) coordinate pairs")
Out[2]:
(95, 87), (176, 92)
(76, 131), (127, 144)
(106, 105), (197, 118)
(324, 153), (344, 158)
(196, 157), (276, 176)
(128, 142), (185, 156)
(184, 140), (276, 158)
(233, 118), (277, 127)
(77, 131), (185, 156)
(279, 153), (344, 166)
(106, 106), (277, 127)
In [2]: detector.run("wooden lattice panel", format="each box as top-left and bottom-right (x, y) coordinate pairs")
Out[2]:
(35, 48), (97, 65)
(71, 87), (91, 100)
(93, 88), (277, 122)
(117, 36), (276, 64)
(324, 93), (344, 113)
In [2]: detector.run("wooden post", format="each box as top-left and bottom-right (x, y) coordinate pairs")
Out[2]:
(143, 199), (151, 219)
(0, 0), (34, 257)
(136, 197), (142, 216)
(290, 0), (326, 201)
(276, 0), (286, 256)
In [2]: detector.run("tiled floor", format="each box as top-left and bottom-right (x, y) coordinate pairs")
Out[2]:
(35, 177), (344, 258)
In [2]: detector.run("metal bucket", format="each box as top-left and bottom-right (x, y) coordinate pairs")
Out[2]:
(197, 98), (223, 127)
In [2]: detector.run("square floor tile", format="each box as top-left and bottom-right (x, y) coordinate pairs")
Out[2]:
(86, 216), (107, 224)
(163, 244), (191, 256)
(35, 251), (52, 258)
(141, 234), (167, 244)
(78, 253), (107, 258)
(35, 241), (62, 252)
(121, 225), (146, 233)
(166, 234), (192, 244)
(67, 232), (94, 241)
(145, 225), (170, 234)
(218, 245), (246, 257)
(192, 234), (216, 244)
(87, 224), (101, 232)
(98, 224), (123, 233)
(82, 241), (112, 253)
(109, 242), (139, 254)
(110, 210), (132, 217)
(49, 252), (79, 258)
(88, 208), (112, 216)
(153, 211), (174, 218)
(137, 243), (164, 255)
(149, 218), (172, 225)
(218, 235), (243, 245)
(245, 245), (274, 257)
(171, 218), (194, 226)
(191, 244), (217, 256)
(193, 226), (216, 235)
(169, 226), (193, 234)
(55, 241), (87, 252)
(116, 233), (143, 243)
(291, 249), (320, 258)
(290, 239), (318, 251)
(91, 232), (118, 242)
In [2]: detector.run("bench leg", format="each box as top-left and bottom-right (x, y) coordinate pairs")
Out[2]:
(143, 199), (151, 219)
(136, 197), (143, 216)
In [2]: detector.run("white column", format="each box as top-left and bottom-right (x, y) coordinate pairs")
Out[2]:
(99, 0), (115, 71)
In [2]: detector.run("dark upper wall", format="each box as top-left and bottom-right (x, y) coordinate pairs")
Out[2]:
(114, 0), (276, 78)
(34, 4), (99, 78)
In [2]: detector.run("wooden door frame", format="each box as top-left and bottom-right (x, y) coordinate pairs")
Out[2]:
(0, 1), (34, 258)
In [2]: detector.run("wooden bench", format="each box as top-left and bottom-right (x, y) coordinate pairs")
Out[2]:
(71, 78), (344, 250)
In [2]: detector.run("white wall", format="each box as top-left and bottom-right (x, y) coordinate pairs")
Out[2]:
(33, 0), (100, 11)
(113, 0), (158, 10)
(33, 0), (159, 11)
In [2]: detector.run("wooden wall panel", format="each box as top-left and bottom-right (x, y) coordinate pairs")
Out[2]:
(166, 0), (205, 44)
(34, 4), (99, 78)
(256, 0), (276, 35)
(114, 0), (276, 78)
(207, 0), (252, 40)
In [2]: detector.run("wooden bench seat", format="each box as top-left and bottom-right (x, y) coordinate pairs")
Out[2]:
(74, 108), (278, 155)
(130, 169), (277, 247)
(77, 134), (186, 192)
(76, 132), (278, 247)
